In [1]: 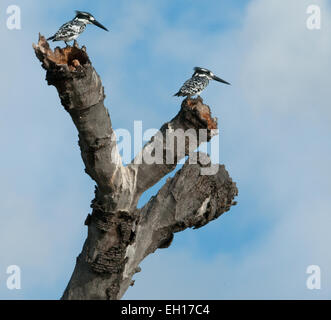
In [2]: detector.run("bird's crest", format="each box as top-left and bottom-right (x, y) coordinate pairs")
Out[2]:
(75, 11), (93, 18)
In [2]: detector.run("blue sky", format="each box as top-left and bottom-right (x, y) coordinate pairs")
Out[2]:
(0, 0), (330, 299)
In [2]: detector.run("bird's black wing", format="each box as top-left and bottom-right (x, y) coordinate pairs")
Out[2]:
(50, 21), (85, 41)
(175, 78), (207, 96)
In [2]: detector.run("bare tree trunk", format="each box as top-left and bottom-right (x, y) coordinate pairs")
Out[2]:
(33, 35), (238, 300)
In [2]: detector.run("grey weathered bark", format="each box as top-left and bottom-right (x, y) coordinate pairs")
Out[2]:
(33, 34), (238, 300)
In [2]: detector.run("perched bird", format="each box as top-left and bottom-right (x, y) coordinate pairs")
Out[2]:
(174, 67), (230, 98)
(47, 11), (108, 46)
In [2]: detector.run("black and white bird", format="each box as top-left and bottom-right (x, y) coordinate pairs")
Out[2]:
(174, 67), (230, 98)
(47, 11), (108, 46)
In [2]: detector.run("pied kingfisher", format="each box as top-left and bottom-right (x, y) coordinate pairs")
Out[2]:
(47, 11), (108, 46)
(174, 67), (230, 98)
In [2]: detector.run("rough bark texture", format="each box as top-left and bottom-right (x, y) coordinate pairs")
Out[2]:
(33, 34), (238, 300)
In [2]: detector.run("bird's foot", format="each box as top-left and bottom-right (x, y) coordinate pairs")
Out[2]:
(196, 95), (203, 103)
(73, 40), (79, 48)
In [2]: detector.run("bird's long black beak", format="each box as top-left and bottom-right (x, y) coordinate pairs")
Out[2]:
(92, 20), (109, 31)
(212, 75), (231, 85)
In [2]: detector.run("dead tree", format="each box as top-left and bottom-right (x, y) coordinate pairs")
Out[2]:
(33, 35), (238, 300)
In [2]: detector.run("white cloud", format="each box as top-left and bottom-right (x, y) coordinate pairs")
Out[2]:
(239, 0), (331, 117)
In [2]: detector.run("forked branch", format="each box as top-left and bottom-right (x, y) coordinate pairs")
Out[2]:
(33, 34), (238, 300)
